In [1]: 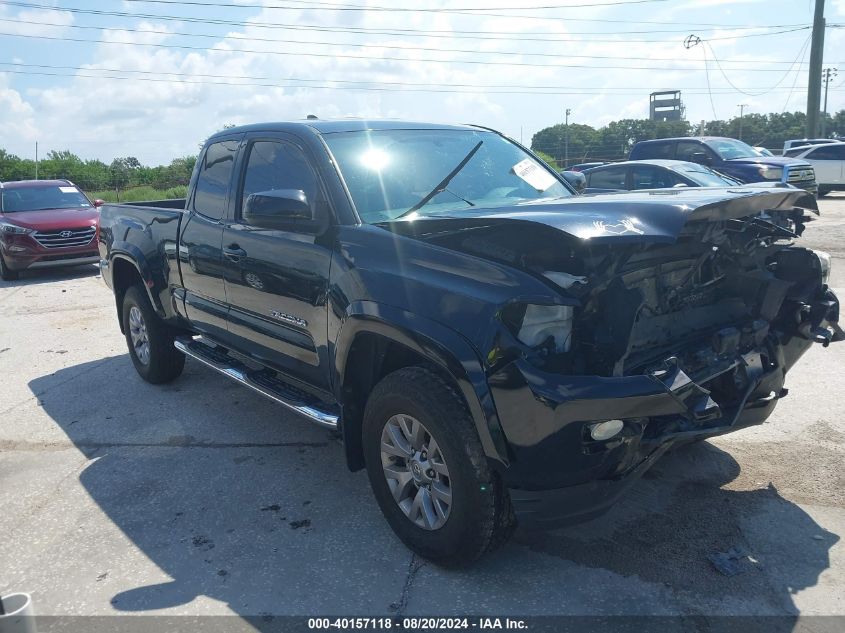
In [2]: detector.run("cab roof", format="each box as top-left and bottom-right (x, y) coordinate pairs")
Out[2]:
(208, 119), (485, 140)
(586, 159), (711, 170)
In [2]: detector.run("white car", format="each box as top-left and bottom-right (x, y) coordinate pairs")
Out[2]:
(783, 138), (841, 153)
(784, 142), (845, 197)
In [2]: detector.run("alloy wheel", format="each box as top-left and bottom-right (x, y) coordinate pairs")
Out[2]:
(380, 414), (452, 530)
(128, 305), (151, 365)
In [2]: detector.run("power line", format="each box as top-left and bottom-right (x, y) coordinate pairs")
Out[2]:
(0, 1), (812, 43)
(122, 0), (681, 12)
(0, 62), (835, 96)
(0, 62), (828, 94)
(704, 37), (812, 96)
(782, 35), (813, 112)
(118, 0), (800, 28)
(0, 29), (817, 71)
(701, 43), (718, 120)
(0, 17), (818, 68)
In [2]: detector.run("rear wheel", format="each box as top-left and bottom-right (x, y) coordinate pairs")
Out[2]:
(362, 366), (514, 566)
(121, 285), (185, 384)
(0, 255), (19, 281)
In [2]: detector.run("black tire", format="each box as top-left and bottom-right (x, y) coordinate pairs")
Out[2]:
(363, 366), (514, 566)
(121, 285), (185, 384)
(0, 255), (19, 281)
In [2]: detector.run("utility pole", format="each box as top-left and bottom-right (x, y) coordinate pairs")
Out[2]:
(821, 67), (838, 137)
(564, 108), (571, 169)
(35, 141), (38, 180)
(805, 0), (826, 138)
(737, 104), (748, 140)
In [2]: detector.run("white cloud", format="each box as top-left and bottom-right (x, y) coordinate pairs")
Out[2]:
(0, 74), (38, 143)
(0, 7), (73, 38)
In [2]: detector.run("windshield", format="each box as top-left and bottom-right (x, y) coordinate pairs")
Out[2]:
(678, 166), (737, 187)
(1, 185), (91, 213)
(323, 129), (572, 223)
(704, 138), (760, 160)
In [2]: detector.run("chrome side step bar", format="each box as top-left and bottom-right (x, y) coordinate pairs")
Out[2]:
(174, 336), (339, 430)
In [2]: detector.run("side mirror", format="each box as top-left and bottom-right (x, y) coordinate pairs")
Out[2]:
(689, 152), (712, 166)
(93, 199), (105, 208)
(560, 170), (587, 194)
(243, 189), (317, 231)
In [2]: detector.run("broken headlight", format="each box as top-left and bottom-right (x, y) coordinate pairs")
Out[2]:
(507, 303), (574, 354)
(814, 250), (831, 284)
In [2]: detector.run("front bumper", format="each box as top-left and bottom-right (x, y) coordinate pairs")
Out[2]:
(1, 234), (98, 271)
(490, 288), (841, 529)
(792, 181), (818, 196)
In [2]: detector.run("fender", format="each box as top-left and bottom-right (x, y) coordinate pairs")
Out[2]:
(109, 243), (171, 320)
(334, 300), (510, 469)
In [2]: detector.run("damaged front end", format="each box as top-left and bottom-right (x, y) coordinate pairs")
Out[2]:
(469, 189), (842, 527)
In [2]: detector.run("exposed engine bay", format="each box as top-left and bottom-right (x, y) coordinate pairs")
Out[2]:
(391, 190), (842, 410)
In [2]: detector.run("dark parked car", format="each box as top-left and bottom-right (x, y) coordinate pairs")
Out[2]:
(567, 161), (606, 172)
(98, 120), (841, 565)
(582, 159), (740, 193)
(630, 137), (817, 195)
(559, 170), (586, 193)
(0, 179), (102, 281)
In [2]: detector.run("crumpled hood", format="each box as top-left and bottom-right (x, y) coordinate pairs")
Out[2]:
(383, 186), (817, 245)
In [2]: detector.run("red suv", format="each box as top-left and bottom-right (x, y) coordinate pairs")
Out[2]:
(0, 180), (102, 281)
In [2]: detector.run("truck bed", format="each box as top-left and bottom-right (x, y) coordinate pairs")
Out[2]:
(98, 198), (186, 322)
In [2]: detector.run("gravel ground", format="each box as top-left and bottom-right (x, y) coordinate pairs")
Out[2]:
(1, 193), (844, 624)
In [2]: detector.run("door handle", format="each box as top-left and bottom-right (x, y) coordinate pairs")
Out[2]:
(223, 244), (247, 261)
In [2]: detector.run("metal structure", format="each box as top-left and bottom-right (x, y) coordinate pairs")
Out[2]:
(822, 67), (838, 137)
(806, 0), (826, 138)
(564, 108), (571, 168)
(737, 104), (748, 140)
(649, 91), (683, 122)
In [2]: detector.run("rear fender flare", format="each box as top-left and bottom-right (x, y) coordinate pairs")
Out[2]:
(109, 244), (165, 318)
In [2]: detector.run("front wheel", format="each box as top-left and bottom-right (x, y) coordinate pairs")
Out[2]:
(363, 367), (514, 566)
(121, 285), (185, 384)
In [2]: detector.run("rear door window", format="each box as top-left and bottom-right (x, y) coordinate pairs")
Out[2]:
(631, 165), (681, 189)
(587, 166), (628, 189)
(808, 145), (845, 160)
(634, 142), (673, 159)
(193, 139), (240, 220)
(676, 140), (707, 162)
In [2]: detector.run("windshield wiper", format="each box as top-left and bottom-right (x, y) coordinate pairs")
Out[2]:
(443, 188), (475, 208)
(396, 140), (483, 219)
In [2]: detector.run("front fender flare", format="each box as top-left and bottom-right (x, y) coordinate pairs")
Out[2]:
(334, 301), (510, 469)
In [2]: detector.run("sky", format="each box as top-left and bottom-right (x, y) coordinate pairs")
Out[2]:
(1, 0), (844, 165)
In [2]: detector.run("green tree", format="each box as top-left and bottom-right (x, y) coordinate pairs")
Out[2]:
(530, 123), (599, 167)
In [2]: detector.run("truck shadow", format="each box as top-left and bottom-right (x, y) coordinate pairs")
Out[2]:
(29, 356), (838, 622)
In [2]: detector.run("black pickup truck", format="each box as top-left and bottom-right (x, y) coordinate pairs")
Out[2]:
(99, 120), (842, 565)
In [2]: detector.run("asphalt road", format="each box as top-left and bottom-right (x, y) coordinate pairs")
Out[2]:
(1, 194), (844, 625)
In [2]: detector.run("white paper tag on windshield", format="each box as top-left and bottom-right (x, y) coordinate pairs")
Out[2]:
(58, 186), (77, 193)
(512, 158), (557, 192)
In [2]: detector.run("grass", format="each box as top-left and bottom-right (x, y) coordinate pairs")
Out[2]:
(86, 185), (188, 203)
